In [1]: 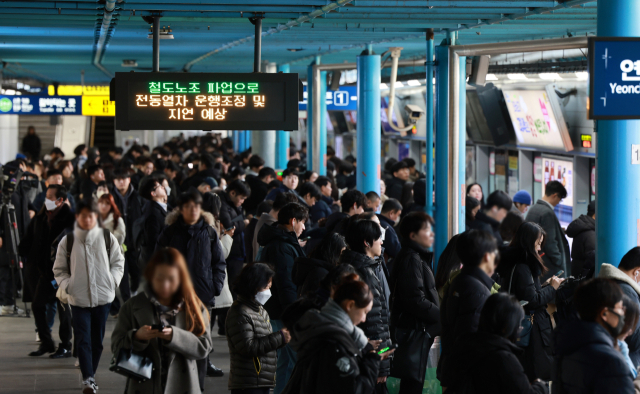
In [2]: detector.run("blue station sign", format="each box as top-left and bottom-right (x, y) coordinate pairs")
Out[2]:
(298, 85), (357, 111)
(589, 37), (640, 120)
(0, 95), (82, 115)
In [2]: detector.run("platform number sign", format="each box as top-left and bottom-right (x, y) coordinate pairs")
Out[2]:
(589, 37), (640, 120)
(112, 72), (300, 131)
(633, 145), (640, 165)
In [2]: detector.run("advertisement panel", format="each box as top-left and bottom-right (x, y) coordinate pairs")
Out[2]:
(541, 157), (574, 227)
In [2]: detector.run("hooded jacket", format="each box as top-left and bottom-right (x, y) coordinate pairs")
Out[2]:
(155, 210), (226, 307)
(339, 249), (392, 377)
(553, 319), (635, 394)
(566, 215), (595, 277)
(101, 212), (126, 247)
(282, 308), (380, 394)
(389, 241), (440, 337)
(257, 223), (305, 319)
(441, 331), (548, 394)
(226, 296), (285, 390)
(598, 263), (640, 367)
(292, 256), (334, 298)
(475, 211), (503, 245)
(52, 223), (125, 308)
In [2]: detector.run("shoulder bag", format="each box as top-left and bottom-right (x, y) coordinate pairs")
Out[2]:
(109, 348), (153, 382)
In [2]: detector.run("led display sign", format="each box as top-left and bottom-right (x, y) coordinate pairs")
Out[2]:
(113, 72), (300, 131)
(589, 37), (640, 120)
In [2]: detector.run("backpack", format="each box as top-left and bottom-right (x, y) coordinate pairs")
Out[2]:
(56, 228), (112, 304)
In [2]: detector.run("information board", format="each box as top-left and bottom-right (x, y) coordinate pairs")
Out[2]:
(298, 86), (357, 111)
(0, 95), (81, 115)
(589, 37), (640, 120)
(503, 90), (567, 151)
(113, 72), (300, 131)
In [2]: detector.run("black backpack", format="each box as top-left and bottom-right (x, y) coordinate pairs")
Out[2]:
(65, 228), (113, 261)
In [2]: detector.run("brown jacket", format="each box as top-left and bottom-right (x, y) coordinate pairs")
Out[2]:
(226, 296), (285, 390)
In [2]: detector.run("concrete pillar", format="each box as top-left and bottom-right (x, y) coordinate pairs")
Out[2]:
(596, 0), (640, 271)
(356, 49), (381, 195)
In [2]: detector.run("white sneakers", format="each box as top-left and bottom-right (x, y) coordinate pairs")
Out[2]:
(0, 305), (25, 316)
(81, 378), (98, 394)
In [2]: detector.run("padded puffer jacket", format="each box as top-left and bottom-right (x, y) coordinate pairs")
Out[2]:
(226, 296), (285, 390)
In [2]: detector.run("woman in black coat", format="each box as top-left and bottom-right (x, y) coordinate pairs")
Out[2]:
(496, 222), (563, 382)
(441, 293), (548, 394)
(292, 233), (347, 297)
(389, 212), (440, 394)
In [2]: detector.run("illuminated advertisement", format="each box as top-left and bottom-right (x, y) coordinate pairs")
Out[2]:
(113, 72), (300, 131)
(541, 157), (574, 227)
(0, 95), (81, 115)
(502, 90), (567, 151)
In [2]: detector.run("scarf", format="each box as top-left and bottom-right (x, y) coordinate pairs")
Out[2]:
(321, 298), (368, 351)
(146, 285), (183, 327)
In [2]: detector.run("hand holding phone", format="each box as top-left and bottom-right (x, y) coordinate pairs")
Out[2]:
(150, 323), (165, 331)
(377, 343), (399, 354)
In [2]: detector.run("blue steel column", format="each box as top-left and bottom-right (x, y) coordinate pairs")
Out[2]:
(356, 51), (381, 195)
(238, 130), (246, 152)
(425, 30), (435, 218)
(458, 55), (467, 234)
(319, 70), (328, 175)
(596, 0), (640, 271)
(276, 64), (291, 169)
(233, 130), (240, 153)
(434, 44), (450, 263)
(245, 130), (252, 150)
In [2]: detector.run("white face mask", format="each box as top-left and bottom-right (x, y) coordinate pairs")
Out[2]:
(164, 185), (171, 196)
(44, 198), (58, 211)
(255, 289), (272, 305)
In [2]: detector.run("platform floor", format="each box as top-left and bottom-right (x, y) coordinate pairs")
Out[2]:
(0, 311), (231, 394)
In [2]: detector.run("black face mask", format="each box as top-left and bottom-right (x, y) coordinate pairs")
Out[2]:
(604, 309), (625, 338)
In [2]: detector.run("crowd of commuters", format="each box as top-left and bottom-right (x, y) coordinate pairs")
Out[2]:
(0, 130), (636, 394)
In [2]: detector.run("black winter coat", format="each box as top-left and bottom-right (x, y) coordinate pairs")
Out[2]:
(140, 202), (167, 269)
(19, 204), (75, 281)
(339, 249), (392, 377)
(181, 168), (221, 192)
(283, 308), (380, 394)
(243, 175), (269, 216)
(258, 223), (305, 319)
(385, 176), (405, 201)
(226, 296), (285, 390)
(497, 248), (556, 381)
(292, 256), (333, 298)
(441, 331), (548, 394)
(389, 242), (440, 338)
(566, 214), (595, 277)
(553, 319), (635, 394)
(155, 211), (226, 307)
(438, 266), (495, 387)
(475, 211), (503, 244)
(378, 214), (401, 261)
(219, 191), (246, 261)
(110, 184), (146, 251)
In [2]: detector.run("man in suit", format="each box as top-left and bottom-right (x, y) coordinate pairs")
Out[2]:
(526, 180), (570, 279)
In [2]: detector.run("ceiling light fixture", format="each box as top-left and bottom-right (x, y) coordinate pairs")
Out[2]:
(486, 74), (498, 81)
(121, 60), (138, 67)
(575, 71), (589, 80)
(507, 73), (528, 80)
(406, 79), (421, 86)
(380, 83), (389, 90)
(287, 48), (304, 52)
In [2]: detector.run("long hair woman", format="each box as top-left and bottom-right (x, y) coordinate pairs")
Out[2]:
(497, 222), (563, 382)
(111, 248), (212, 394)
(226, 263), (290, 394)
(97, 194), (125, 247)
(293, 232), (347, 297)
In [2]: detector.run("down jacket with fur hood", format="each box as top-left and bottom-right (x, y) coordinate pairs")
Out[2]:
(53, 222), (125, 308)
(156, 209), (226, 307)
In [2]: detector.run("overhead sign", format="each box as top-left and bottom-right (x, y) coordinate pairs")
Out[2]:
(82, 96), (115, 116)
(51, 85), (110, 96)
(0, 95), (81, 115)
(113, 72), (300, 131)
(589, 37), (640, 120)
(298, 86), (357, 111)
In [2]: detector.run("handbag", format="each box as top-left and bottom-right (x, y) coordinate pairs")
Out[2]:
(509, 264), (534, 347)
(109, 348), (153, 382)
(390, 326), (431, 381)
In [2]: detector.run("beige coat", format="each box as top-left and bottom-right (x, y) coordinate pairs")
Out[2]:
(111, 292), (213, 394)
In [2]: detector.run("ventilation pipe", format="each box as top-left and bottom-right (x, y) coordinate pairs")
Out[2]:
(93, 0), (123, 78)
(387, 47), (415, 133)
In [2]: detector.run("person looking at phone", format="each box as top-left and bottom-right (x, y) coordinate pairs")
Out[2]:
(111, 247), (213, 394)
(283, 276), (392, 394)
(226, 263), (290, 394)
(496, 222), (563, 382)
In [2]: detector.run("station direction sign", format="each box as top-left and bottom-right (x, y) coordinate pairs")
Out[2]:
(589, 37), (640, 120)
(112, 72), (300, 131)
(0, 95), (81, 115)
(298, 85), (357, 111)
(82, 96), (115, 116)
(51, 85), (110, 96)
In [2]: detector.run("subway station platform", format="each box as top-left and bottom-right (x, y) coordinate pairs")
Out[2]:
(0, 314), (230, 394)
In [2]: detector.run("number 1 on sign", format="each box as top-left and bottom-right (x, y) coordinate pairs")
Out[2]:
(633, 145), (640, 165)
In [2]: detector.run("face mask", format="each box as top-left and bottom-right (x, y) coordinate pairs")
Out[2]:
(96, 190), (107, 199)
(604, 309), (625, 338)
(44, 198), (58, 211)
(164, 185), (171, 196)
(255, 289), (272, 305)
(394, 217), (401, 225)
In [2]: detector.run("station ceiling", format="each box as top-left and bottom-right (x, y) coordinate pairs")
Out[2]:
(0, 0), (597, 84)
